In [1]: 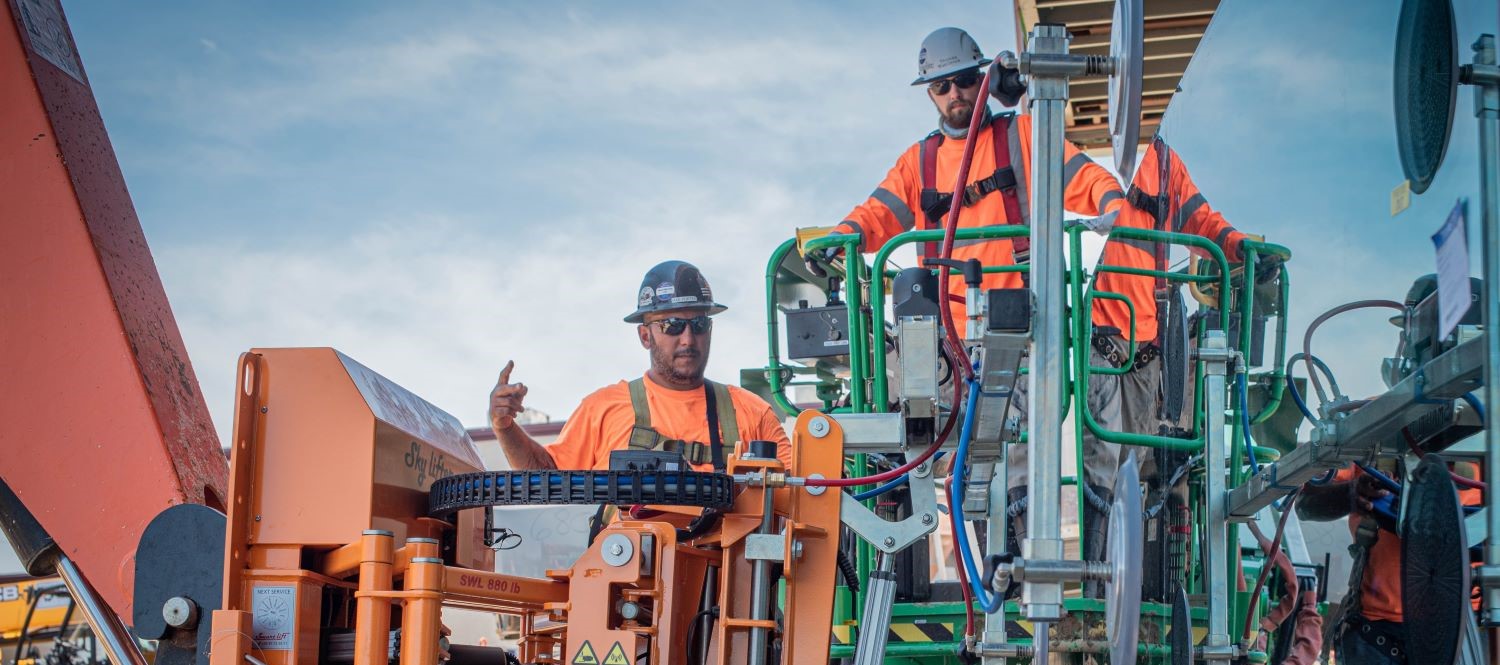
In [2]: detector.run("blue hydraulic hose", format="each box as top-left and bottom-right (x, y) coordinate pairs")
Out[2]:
(950, 378), (1004, 614)
(1285, 367), (1318, 422)
(850, 453), (946, 502)
(1239, 373), (1260, 474)
(1462, 392), (1486, 425)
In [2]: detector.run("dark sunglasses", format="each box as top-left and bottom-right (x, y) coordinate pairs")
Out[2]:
(928, 70), (981, 96)
(649, 315), (713, 336)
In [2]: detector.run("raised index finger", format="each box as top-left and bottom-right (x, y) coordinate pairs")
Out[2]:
(497, 360), (515, 386)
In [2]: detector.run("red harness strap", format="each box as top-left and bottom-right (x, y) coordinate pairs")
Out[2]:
(917, 114), (1027, 268)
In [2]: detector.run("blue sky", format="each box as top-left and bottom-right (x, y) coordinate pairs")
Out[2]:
(54, 0), (1498, 443)
(62, 0), (1015, 438)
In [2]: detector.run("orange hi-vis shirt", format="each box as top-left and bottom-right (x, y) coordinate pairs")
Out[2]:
(833, 112), (1127, 324)
(1092, 138), (1248, 343)
(545, 375), (793, 471)
(1333, 463), (1483, 622)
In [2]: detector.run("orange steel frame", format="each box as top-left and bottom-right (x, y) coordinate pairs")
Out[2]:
(210, 349), (846, 665)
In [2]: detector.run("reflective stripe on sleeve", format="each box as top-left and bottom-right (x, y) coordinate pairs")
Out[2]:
(1215, 225), (1237, 247)
(1062, 153), (1089, 188)
(1174, 193), (1207, 232)
(1107, 235), (1157, 255)
(1097, 189), (1123, 213)
(871, 187), (917, 231)
(1006, 119), (1030, 224)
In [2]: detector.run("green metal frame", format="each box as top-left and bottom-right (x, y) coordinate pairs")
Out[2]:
(757, 226), (1295, 662)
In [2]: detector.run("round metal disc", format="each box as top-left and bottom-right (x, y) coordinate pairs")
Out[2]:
(1394, 0), (1458, 194)
(1107, 451), (1144, 665)
(1108, 0), (1145, 181)
(1401, 454), (1469, 665)
(1170, 585), (1190, 665)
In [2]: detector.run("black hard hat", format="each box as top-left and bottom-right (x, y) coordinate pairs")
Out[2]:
(624, 260), (728, 323)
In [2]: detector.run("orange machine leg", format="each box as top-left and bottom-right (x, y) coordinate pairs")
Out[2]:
(353, 531), (395, 665)
(399, 557), (445, 665)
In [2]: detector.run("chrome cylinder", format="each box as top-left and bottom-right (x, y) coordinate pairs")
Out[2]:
(1199, 332), (1233, 659)
(57, 557), (148, 665)
(1473, 35), (1500, 630)
(852, 552), (898, 665)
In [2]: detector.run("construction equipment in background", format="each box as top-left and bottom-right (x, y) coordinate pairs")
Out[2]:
(0, 576), (103, 665)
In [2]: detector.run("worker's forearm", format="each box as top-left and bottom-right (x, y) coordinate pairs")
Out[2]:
(1295, 481), (1351, 522)
(495, 426), (557, 470)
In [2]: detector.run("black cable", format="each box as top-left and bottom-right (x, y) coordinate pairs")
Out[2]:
(684, 607), (720, 665)
(835, 549), (861, 593)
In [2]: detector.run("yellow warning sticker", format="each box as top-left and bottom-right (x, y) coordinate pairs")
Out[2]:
(602, 642), (629, 665)
(572, 640), (598, 665)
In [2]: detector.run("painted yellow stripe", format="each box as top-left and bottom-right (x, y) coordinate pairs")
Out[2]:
(889, 623), (930, 642)
(832, 625), (853, 644)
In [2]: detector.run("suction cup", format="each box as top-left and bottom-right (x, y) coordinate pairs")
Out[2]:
(1401, 454), (1469, 665)
(1108, 0), (1145, 181)
(1394, 0), (1458, 194)
(1106, 451), (1143, 665)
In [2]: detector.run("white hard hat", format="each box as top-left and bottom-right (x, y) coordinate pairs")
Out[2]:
(913, 27), (992, 86)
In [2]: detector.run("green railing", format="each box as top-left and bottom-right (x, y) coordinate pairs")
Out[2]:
(758, 224), (1295, 662)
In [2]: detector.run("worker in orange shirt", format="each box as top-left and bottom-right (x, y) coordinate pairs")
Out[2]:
(817, 27), (1131, 580)
(1298, 459), (1483, 663)
(1092, 136), (1259, 441)
(488, 260), (792, 472)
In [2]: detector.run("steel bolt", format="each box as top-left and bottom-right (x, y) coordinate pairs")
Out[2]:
(792, 541), (804, 560)
(609, 543), (625, 556)
(618, 601), (642, 621)
(883, 537), (896, 547)
(808, 416), (831, 438)
(921, 513), (935, 525)
(162, 596), (198, 629)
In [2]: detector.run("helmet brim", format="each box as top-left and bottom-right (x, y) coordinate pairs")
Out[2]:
(623, 303), (728, 324)
(911, 60), (992, 86)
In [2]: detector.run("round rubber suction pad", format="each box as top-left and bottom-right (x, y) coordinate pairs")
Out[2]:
(1394, 0), (1458, 194)
(1107, 450), (1143, 665)
(1401, 454), (1469, 665)
(1108, 0), (1145, 182)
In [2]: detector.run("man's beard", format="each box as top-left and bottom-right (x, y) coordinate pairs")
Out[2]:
(943, 100), (974, 129)
(651, 345), (705, 384)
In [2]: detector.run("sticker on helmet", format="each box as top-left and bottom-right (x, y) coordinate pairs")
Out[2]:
(670, 296), (700, 304)
(656, 282), (675, 301)
(638, 287), (654, 307)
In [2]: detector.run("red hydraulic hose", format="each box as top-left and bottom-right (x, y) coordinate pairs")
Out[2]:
(805, 376), (963, 487)
(945, 473), (978, 639)
(936, 66), (997, 382)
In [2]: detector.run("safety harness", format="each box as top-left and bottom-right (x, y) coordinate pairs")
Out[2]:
(1122, 135), (1189, 423)
(917, 112), (1029, 276)
(625, 378), (739, 473)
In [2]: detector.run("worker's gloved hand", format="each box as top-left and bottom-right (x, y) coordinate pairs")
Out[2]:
(1080, 208), (1119, 236)
(803, 246), (843, 278)
(489, 360), (528, 434)
(1348, 473), (1390, 517)
(1240, 237), (1284, 284)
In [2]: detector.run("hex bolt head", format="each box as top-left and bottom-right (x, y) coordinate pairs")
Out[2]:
(921, 513), (935, 525)
(883, 537), (896, 547)
(792, 541), (805, 560)
(618, 601), (642, 621)
(609, 543), (625, 556)
(808, 416), (831, 438)
(162, 596), (199, 629)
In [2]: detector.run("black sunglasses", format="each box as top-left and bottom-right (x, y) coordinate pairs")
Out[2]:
(648, 315), (713, 336)
(928, 70), (981, 96)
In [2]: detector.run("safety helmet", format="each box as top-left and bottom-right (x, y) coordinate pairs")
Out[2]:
(624, 260), (729, 323)
(912, 27), (992, 86)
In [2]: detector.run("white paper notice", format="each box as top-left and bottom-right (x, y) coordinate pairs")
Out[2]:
(1432, 198), (1471, 340)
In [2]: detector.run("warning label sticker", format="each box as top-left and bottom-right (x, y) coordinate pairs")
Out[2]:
(251, 585), (296, 650)
(571, 640), (598, 665)
(602, 642), (629, 665)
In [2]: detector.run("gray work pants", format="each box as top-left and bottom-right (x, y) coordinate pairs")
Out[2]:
(1005, 342), (1124, 492)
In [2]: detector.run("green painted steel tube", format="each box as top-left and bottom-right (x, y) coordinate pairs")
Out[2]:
(1084, 290), (1137, 376)
(1252, 264), (1293, 425)
(763, 238), (803, 416)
